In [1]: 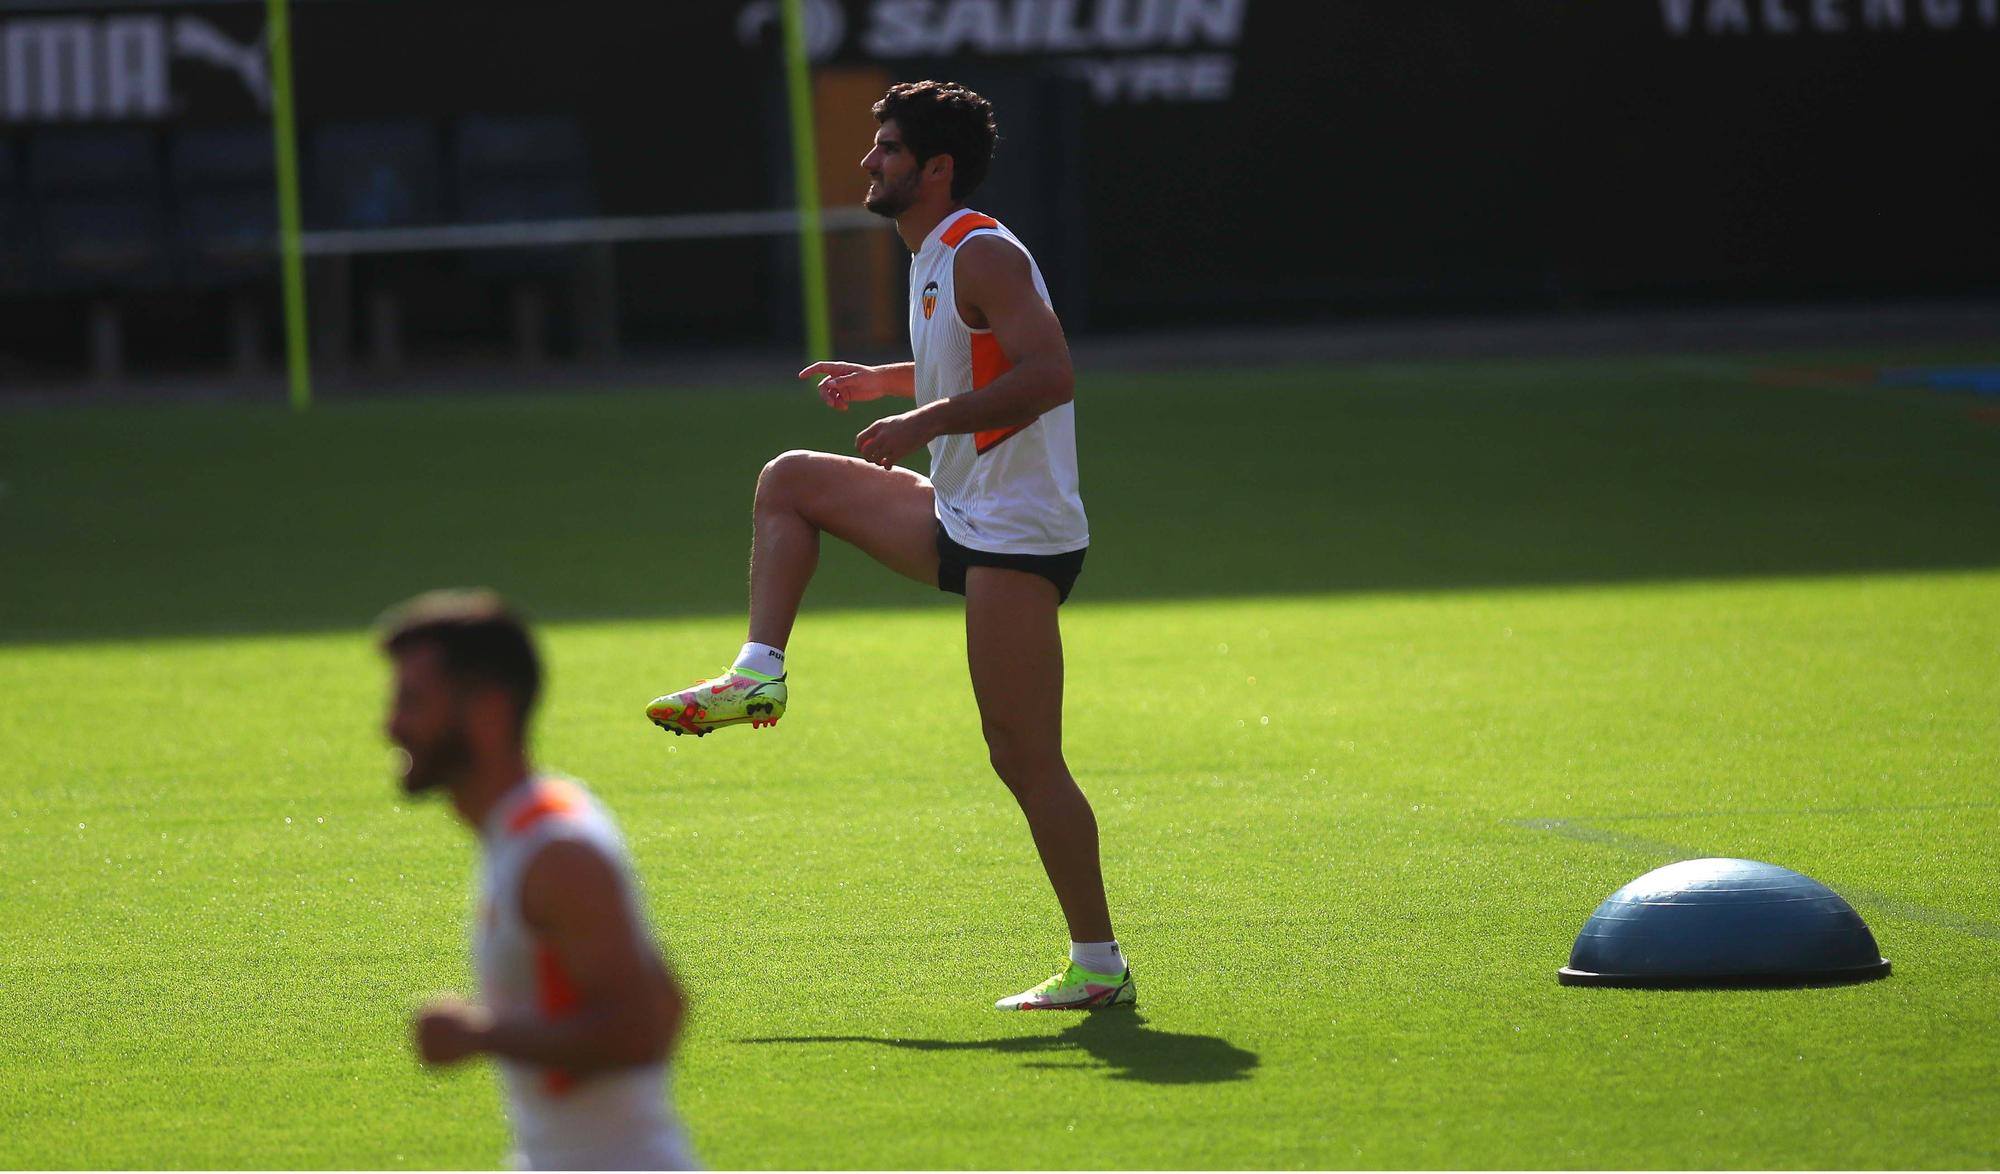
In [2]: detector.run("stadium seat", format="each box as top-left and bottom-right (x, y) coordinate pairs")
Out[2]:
(308, 119), (443, 374)
(173, 125), (276, 283)
(0, 135), (31, 293)
(453, 114), (591, 208)
(452, 114), (599, 364)
(172, 126), (277, 374)
(29, 128), (172, 289)
(308, 119), (441, 230)
(27, 127), (172, 382)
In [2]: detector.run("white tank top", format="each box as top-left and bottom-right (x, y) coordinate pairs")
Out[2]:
(474, 777), (697, 1171)
(910, 208), (1089, 556)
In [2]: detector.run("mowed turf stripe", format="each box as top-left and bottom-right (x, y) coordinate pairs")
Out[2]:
(7, 345), (2000, 645)
(1516, 814), (2000, 943)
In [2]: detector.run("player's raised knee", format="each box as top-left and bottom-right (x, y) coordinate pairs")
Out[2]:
(756, 449), (821, 509)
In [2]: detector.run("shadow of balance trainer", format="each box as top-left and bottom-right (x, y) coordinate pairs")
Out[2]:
(740, 1010), (1258, 1085)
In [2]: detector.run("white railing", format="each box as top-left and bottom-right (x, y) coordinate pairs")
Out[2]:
(297, 206), (884, 256)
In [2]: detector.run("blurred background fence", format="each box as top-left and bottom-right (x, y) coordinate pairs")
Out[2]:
(0, 0), (1995, 389)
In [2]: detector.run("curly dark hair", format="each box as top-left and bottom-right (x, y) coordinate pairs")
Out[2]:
(872, 80), (998, 201)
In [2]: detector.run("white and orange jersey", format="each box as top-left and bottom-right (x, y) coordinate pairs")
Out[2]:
(474, 776), (696, 1171)
(910, 208), (1089, 556)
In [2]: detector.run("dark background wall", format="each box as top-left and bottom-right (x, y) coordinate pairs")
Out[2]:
(1, 0), (1994, 378)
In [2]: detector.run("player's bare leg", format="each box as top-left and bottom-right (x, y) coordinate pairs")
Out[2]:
(967, 567), (1132, 1009)
(647, 450), (937, 736)
(964, 566), (1116, 941)
(747, 449), (939, 647)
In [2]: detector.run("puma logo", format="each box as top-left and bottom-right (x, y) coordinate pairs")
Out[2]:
(173, 15), (268, 109)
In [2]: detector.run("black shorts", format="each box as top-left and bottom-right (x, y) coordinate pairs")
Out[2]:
(936, 521), (1088, 604)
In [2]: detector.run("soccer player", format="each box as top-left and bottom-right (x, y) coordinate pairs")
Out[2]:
(645, 81), (1133, 1012)
(382, 590), (699, 1170)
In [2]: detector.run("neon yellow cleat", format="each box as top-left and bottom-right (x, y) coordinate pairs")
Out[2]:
(645, 667), (787, 737)
(995, 961), (1137, 1010)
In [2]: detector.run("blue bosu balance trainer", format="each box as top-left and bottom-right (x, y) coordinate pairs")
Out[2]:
(1559, 858), (1892, 987)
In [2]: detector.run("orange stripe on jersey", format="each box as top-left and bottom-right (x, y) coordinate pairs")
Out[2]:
(970, 332), (1030, 454)
(971, 330), (1011, 388)
(506, 781), (581, 837)
(940, 213), (999, 248)
(535, 942), (581, 1016)
(535, 941), (581, 1095)
(975, 422), (1031, 454)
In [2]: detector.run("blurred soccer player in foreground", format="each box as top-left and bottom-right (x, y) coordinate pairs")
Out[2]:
(646, 81), (1133, 1011)
(383, 590), (698, 1169)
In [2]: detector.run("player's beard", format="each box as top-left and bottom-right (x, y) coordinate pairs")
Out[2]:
(864, 170), (918, 218)
(398, 725), (472, 796)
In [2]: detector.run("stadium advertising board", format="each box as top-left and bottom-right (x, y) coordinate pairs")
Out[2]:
(738, 0), (1248, 102)
(1658, 0), (2000, 35)
(0, 8), (265, 123)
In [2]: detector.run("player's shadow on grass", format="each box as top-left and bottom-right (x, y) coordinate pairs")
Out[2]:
(740, 1010), (1258, 1084)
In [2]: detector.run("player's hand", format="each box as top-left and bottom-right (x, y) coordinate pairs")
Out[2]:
(856, 409), (936, 469)
(799, 361), (888, 411)
(413, 995), (491, 1066)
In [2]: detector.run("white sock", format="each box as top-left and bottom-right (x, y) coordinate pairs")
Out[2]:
(1069, 940), (1126, 976)
(732, 641), (786, 678)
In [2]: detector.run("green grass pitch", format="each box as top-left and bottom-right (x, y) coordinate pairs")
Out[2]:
(2, 349), (1997, 1167)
